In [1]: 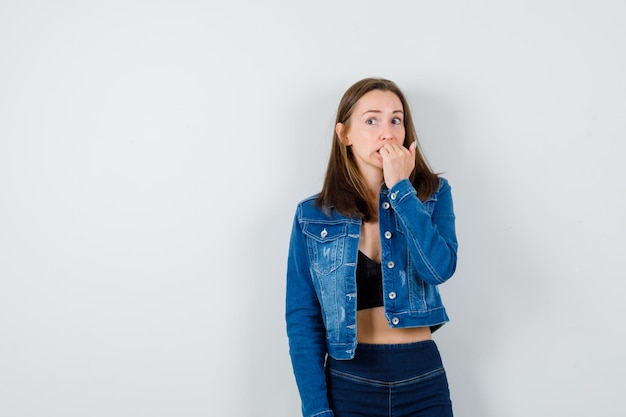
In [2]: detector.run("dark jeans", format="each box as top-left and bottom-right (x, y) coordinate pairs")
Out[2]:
(325, 340), (453, 417)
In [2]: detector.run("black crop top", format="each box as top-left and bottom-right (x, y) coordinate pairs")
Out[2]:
(356, 250), (384, 310)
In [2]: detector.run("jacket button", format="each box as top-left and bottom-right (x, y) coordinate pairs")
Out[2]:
(320, 228), (328, 238)
(388, 291), (396, 300)
(390, 191), (398, 200)
(384, 231), (392, 239)
(382, 202), (390, 210)
(386, 261), (395, 269)
(391, 317), (400, 325)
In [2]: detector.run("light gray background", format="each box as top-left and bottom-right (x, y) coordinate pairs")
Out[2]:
(1, 1), (625, 416)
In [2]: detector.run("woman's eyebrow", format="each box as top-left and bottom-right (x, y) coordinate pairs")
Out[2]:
(361, 109), (404, 115)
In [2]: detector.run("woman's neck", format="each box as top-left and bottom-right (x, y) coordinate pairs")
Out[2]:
(362, 172), (383, 216)
(360, 167), (384, 196)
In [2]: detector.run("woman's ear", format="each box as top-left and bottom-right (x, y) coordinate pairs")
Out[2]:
(336, 123), (350, 145)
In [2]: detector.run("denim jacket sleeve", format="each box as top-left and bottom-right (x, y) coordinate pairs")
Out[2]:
(285, 207), (335, 417)
(388, 177), (458, 285)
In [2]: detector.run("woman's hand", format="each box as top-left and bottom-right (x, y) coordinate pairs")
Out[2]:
(380, 142), (416, 189)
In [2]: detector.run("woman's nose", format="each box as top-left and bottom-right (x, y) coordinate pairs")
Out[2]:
(380, 125), (395, 141)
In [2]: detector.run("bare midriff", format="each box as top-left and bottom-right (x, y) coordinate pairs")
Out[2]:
(357, 306), (432, 344)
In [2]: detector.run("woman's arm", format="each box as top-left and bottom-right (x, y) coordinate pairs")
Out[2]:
(388, 177), (458, 285)
(285, 209), (335, 417)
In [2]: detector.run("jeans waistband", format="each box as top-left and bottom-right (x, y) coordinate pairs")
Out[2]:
(326, 340), (444, 382)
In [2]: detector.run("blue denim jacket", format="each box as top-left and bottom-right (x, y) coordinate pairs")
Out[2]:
(285, 177), (458, 417)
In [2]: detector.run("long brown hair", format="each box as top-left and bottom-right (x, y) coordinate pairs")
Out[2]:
(317, 77), (439, 221)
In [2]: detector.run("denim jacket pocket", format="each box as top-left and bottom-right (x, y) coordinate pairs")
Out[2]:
(302, 222), (347, 275)
(393, 194), (438, 234)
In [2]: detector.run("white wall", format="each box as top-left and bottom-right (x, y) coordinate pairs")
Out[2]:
(1, 1), (625, 416)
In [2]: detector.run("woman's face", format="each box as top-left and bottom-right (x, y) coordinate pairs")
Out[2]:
(337, 89), (406, 176)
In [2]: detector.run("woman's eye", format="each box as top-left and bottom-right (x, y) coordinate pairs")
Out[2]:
(392, 117), (402, 125)
(366, 118), (377, 125)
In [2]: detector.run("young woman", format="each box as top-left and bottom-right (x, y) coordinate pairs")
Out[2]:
(286, 78), (458, 417)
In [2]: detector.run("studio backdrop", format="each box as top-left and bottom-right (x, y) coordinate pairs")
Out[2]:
(1, 1), (625, 416)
